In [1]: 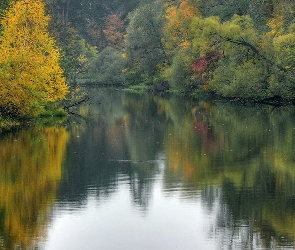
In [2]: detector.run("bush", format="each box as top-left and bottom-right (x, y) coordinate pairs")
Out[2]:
(209, 60), (269, 99)
(167, 50), (195, 92)
(88, 47), (127, 84)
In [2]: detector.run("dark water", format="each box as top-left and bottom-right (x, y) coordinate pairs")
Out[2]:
(1, 89), (295, 249)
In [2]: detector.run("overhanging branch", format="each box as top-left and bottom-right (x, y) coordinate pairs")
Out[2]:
(217, 34), (288, 73)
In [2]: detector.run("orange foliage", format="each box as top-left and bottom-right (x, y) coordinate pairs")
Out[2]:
(266, 15), (284, 37)
(103, 14), (124, 48)
(164, 1), (200, 55)
(179, 1), (199, 18)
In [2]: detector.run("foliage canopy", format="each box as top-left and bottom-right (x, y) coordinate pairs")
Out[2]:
(0, 0), (68, 117)
(2, 0), (295, 101)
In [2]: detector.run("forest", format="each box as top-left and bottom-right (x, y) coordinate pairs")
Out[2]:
(1, 0), (295, 118)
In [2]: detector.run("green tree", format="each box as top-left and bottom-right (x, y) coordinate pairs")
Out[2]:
(167, 49), (197, 92)
(197, 0), (273, 27)
(190, 13), (295, 99)
(125, 2), (167, 84)
(190, 15), (274, 98)
(88, 47), (127, 84)
(0, 0), (10, 15)
(60, 27), (97, 83)
(268, 25), (295, 99)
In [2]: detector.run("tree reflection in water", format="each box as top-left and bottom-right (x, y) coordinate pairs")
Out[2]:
(58, 89), (295, 248)
(2, 89), (295, 249)
(0, 126), (69, 249)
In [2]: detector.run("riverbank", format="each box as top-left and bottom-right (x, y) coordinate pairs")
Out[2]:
(74, 82), (295, 106)
(0, 117), (21, 133)
(0, 109), (68, 133)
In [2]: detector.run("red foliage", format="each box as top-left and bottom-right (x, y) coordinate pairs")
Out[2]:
(192, 51), (223, 74)
(192, 59), (209, 73)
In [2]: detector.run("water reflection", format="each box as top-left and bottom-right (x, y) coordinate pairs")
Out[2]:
(54, 89), (295, 249)
(0, 126), (68, 249)
(2, 89), (295, 249)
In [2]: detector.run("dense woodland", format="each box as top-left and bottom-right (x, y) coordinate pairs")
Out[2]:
(1, 0), (295, 117)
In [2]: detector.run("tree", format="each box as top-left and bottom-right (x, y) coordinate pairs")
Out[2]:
(46, 0), (146, 49)
(0, 0), (68, 117)
(0, 0), (11, 15)
(103, 14), (124, 49)
(60, 27), (97, 83)
(164, 1), (201, 91)
(167, 49), (197, 91)
(125, 3), (167, 81)
(197, 0), (272, 27)
(164, 0), (200, 58)
(88, 46), (126, 84)
(190, 15), (273, 98)
(189, 13), (295, 99)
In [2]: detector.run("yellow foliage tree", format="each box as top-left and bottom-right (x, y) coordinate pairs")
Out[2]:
(0, 0), (68, 117)
(164, 1), (200, 57)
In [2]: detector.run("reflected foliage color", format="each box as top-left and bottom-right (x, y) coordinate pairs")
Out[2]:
(4, 89), (295, 249)
(0, 126), (68, 249)
(64, 89), (295, 248)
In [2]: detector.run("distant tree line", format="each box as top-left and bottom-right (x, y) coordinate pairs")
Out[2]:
(2, 0), (295, 106)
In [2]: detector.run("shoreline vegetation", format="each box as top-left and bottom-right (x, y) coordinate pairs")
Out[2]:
(76, 82), (295, 106)
(2, 0), (295, 131)
(54, 0), (295, 105)
(0, 82), (293, 132)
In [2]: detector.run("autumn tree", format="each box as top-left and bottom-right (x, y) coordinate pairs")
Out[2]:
(0, 0), (68, 117)
(46, 0), (145, 49)
(190, 15), (271, 98)
(189, 13), (295, 99)
(164, 1), (201, 91)
(164, 1), (200, 58)
(103, 14), (124, 49)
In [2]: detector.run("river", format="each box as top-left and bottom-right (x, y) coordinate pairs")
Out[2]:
(1, 88), (295, 249)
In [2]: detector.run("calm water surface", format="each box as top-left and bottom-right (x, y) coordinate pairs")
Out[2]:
(1, 88), (295, 249)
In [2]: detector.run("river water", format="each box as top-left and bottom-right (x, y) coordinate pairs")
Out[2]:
(1, 88), (295, 249)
